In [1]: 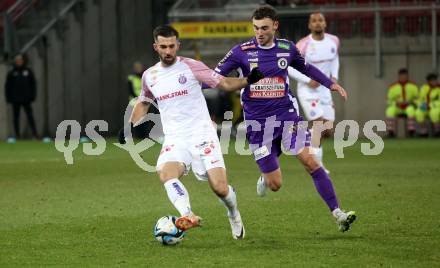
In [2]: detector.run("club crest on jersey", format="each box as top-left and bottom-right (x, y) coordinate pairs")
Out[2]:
(178, 74), (187, 84)
(250, 62), (258, 70)
(277, 58), (288, 69)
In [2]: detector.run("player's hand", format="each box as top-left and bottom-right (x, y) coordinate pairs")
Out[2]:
(330, 83), (347, 101)
(308, 80), (320, 89)
(118, 123), (134, 144)
(247, 67), (264, 84)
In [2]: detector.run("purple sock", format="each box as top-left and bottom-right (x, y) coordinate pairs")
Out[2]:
(311, 167), (339, 211)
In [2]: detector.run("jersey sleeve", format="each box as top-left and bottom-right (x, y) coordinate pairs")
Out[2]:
(182, 58), (225, 88)
(330, 55), (340, 80)
(215, 46), (241, 76)
(287, 66), (311, 84)
(289, 42), (334, 89)
(328, 34), (340, 80)
(139, 70), (155, 102)
(296, 36), (309, 56)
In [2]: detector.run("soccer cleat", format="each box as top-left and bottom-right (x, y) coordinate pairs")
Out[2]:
(333, 210), (357, 232)
(175, 212), (202, 231)
(256, 175), (267, 197)
(228, 211), (245, 240)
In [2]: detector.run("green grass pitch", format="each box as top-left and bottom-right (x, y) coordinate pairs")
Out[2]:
(0, 138), (439, 267)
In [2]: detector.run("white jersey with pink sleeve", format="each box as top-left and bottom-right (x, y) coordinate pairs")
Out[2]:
(139, 56), (224, 138)
(287, 33), (340, 121)
(289, 33), (340, 102)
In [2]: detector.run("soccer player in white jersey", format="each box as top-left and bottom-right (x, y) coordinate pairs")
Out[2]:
(118, 25), (264, 239)
(288, 12), (340, 173)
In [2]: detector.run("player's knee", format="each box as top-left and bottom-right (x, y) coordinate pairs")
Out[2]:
(158, 170), (175, 183)
(303, 155), (320, 173)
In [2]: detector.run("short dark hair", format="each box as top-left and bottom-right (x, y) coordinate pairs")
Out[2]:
(398, 68), (408, 75)
(426, 73), (438, 81)
(153, 25), (179, 41)
(252, 4), (278, 21)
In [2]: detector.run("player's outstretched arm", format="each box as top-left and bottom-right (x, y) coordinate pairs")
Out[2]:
(217, 67), (264, 92)
(118, 101), (151, 144)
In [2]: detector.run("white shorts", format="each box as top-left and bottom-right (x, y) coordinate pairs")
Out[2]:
(156, 134), (225, 181)
(297, 88), (335, 121)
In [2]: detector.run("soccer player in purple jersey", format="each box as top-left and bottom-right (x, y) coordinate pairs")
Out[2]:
(215, 5), (356, 232)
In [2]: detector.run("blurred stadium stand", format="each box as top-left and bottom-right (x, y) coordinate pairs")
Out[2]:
(0, 0), (174, 139)
(0, 0), (439, 139)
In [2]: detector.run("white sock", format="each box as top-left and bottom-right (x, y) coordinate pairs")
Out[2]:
(219, 185), (238, 218)
(314, 146), (323, 165)
(332, 208), (343, 218)
(164, 178), (191, 216)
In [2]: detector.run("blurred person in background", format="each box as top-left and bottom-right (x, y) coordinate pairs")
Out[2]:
(127, 61), (145, 107)
(385, 68), (418, 137)
(4, 54), (38, 140)
(127, 61), (159, 139)
(288, 12), (340, 174)
(415, 73), (440, 137)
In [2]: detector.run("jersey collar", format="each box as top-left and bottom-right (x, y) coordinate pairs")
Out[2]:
(254, 37), (276, 50)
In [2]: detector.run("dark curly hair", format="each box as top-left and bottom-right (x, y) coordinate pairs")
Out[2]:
(153, 25), (179, 41)
(252, 5), (278, 21)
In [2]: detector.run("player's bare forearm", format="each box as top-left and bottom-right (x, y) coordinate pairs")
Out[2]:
(217, 67), (264, 91)
(130, 101), (151, 125)
(217, 77), (248, 92)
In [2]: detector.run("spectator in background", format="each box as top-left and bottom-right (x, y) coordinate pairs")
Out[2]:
(4, 54), (38, 139)
(126, 61), (159, 139)
(127, 61), (145, 107)
(415, 73), (440, 137)
(385, 68), (418, 137)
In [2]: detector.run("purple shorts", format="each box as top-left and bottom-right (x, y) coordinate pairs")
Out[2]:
(246, 113), (311, 173)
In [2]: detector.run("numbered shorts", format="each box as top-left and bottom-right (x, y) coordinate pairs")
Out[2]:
(246, 112), (311, 174)
(156, 135), (225, 181)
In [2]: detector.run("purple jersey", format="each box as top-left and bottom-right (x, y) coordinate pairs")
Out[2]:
(215, 37), (334, 120)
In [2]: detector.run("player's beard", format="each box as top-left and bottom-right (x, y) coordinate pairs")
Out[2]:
(160, 54), (176, 66)
(313, 29), (324, 35)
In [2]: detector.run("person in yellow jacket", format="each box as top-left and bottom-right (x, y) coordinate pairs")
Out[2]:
(386, 68), (418, 137)
(128, 61), (145, 106)
(415, 73), (440, 136)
